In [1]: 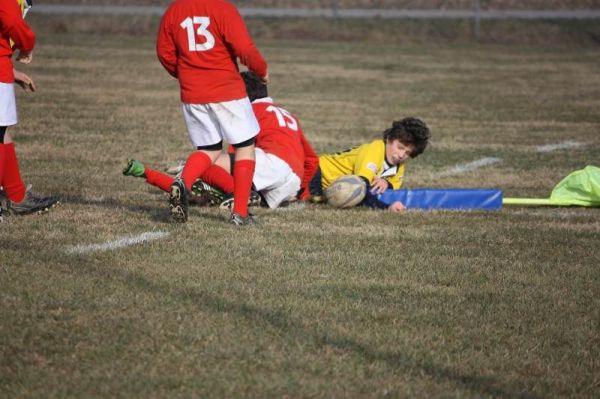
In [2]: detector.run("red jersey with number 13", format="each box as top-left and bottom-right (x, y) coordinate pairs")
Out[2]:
(157, 0), (267, 104)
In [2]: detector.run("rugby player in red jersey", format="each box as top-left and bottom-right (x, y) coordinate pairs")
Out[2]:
(157, 0), (268, 225)
(0, 0), (57, 220)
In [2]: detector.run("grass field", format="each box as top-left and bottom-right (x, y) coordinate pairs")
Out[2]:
(1, 14), (599, 398)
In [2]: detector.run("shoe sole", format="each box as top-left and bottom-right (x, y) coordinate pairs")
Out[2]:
(9, 200), (59, 216)
(169, 183), (188, 223)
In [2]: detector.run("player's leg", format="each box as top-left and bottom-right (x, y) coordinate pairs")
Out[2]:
(2, 129), (56, 215)
(214, 152), (261, 210)
(123, 159), (178, 193)
(214, 98), (260, 225)
(0, 126), (6, 221)
(170, 104), (223, 222)
(1, 130), (25, 203)
(0, 126), (6, 191)
(200, 153), (234, 193)
(0, 83), (25, 205)
(191, 153), (233, 205)
(170, 147), (220, 223)
(231, 140), (256, 223)
(0, 82), (57, 215)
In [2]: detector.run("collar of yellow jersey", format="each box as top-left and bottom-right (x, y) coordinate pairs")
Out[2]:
(18, 0), (33, 18)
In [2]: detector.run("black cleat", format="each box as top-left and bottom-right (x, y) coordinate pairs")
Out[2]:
(8, 191), (59, 215)
(169, 178), (188, 223)
(191, 179), (226, 206)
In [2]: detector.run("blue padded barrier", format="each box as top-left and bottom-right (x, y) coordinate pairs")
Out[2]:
(366, 188), (503, 210)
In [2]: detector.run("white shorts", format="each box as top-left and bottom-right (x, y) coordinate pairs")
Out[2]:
(182, 97), (259, 148)
(0, 83), (17, 126)
(254, 148), (301, 208)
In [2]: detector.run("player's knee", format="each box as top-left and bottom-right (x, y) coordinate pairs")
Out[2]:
(196, 141), (223, 151)
(232, 137), (255, 148)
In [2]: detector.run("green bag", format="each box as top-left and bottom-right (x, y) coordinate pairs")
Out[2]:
(503, 165), (600, 207)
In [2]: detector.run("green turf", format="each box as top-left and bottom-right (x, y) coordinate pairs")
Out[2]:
(1, 18), (599, 399)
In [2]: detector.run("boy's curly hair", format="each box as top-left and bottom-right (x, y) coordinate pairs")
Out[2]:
(383, 117), (431, 158)
(241, 71), (268, 102)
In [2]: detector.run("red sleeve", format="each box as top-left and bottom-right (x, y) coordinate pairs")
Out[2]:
(299, 132), (320, 201)
(156, 9), (178, 78)
(0, 1), (35, 51)
(219, 5), (267, 79)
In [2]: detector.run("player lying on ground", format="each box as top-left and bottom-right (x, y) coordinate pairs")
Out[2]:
(123, 71), (319, 210)
(308, 117), (431, 213)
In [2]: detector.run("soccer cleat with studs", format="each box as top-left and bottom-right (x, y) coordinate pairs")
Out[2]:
(190, 179), (226, 205)
(8, 191), (59, 215)
(122, 159), (146, 177)
(169, 178), (188, 223)
(219, 191), (262, 210)
(229, 212), (257, 226)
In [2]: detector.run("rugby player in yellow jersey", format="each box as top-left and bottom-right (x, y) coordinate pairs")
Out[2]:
(308, 117), (430, 212)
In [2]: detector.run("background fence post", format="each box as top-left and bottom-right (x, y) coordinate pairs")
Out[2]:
(473, 0), (481, 41)
(332, 0), (339, 19)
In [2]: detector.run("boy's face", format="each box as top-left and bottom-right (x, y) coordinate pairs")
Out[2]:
(385, 139), (414, 165)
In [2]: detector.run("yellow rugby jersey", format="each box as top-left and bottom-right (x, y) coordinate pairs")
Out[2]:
(319, 139), (405, 190)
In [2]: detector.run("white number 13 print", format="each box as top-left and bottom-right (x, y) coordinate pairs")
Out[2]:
(266, 105), (298, 131)
(180, 16), (215, 52)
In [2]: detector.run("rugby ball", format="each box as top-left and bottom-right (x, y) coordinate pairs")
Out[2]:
(325, 175), (367, 208)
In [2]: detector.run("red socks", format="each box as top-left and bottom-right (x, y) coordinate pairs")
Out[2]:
(181, 151), (212, 191)
(145, 167), (174, 193)
(0, 144), (4, 190)
(144, 165), (235, 195)
(232, 159), (255, 218)
(201, 165), (234, 194)
(142, 151), (253, 218)
(2, 143), (25, 203)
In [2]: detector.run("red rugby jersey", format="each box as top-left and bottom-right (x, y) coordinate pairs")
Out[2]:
(0, 0), (35, 83)
(157, 0), (267, 104)
(252, 98), (319, 200)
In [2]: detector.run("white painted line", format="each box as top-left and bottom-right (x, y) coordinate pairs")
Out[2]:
(67, 231), (170, 255)
(536, 141), (584, 153)
(437, 157), (502, 177)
